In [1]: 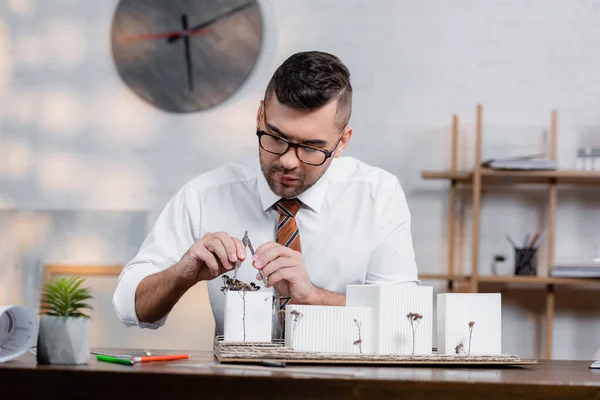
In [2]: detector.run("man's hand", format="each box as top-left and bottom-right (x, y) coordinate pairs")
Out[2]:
(175, 232), (247, 287)
(135, 232), (246, 324)
(252, 242), (319, 304)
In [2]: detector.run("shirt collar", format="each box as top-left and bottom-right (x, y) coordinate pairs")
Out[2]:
(256, 159), (332, 214)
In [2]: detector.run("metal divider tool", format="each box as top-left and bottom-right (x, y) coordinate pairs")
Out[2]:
(232, 230), (285, 339)
(233, 231), (278, 296)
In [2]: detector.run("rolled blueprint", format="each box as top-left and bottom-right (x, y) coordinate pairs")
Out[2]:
(0, 305), (38, 363)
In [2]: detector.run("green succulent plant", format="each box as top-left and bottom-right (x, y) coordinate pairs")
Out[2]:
(40, 276), (93, 318)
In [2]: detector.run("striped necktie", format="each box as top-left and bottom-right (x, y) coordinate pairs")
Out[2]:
(275, 198), (302, 252)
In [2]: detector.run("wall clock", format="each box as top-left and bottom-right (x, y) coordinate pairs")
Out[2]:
(110, 0), (263, 113)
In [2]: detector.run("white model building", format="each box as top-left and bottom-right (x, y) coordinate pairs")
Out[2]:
(224, 291), (273, 342)
(347, 284), (433, 355)
(284, 305), (373, 354)
(282, 284), (432, 355)
(437, 293), (501, 355)
(223, 282), (502, 357)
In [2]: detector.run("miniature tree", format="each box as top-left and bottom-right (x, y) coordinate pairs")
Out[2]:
(406, 312), (423, 355)
(468, 321), (475, 355)
(289, 309), (304, 345)
(455, 342), (465, 355)
(455, 321), (475, 355)
(221, 275), (260, 341)
(353, 319), (363, 354)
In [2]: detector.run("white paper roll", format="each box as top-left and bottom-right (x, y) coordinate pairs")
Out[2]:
(0, 305), (39, 363)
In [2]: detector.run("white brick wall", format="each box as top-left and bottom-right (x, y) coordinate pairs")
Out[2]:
(1, 0), (599, 358)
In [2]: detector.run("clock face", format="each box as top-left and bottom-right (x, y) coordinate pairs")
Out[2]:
(110, 0), (263, 113)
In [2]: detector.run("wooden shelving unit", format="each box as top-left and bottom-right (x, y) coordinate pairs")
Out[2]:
(420, 274), (600, 287)
(422, 169), (600, 185)
(419, 104), (600, 359)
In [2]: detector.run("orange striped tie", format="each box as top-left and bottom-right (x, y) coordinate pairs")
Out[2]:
(275, 198), (302, 252)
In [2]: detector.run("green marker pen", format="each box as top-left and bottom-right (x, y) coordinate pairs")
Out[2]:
(96, 354), (134, 365)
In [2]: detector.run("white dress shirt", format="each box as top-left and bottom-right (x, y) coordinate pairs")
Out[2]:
(113, 156), (419, 334)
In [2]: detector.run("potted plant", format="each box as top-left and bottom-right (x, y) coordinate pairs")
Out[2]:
(37, 276), (93, 365)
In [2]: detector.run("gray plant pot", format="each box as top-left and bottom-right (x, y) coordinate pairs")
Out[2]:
(36, 315), (90, 365)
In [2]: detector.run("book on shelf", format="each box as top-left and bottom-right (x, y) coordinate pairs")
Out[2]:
(482, 153), (557, 170)
(550, 261), (600, 278)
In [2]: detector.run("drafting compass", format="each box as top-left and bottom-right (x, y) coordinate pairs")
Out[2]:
(232, 229), (291, 334)
(233, 231), (268, 286)
(232, 231), (290, 339)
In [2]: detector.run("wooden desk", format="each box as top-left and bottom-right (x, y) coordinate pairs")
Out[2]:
(1, 349), (599, 399)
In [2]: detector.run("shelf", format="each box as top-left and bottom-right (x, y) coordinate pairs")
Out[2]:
(479, 275), (600, 286)
(419, 274), (471, 282)
(421, 169), (600, 185)
(419, 274), (600, 286)
(421, 105), (598, 359)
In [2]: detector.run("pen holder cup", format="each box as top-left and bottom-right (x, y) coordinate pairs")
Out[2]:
(514, 248), (537, 276)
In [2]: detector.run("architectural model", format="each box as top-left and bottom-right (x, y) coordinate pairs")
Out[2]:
(346, 284), (433, 355)
(437, 293), (501, 355)
(222, 275), (273, 342)
(220, 236), (501, 356)
(284, 305), (372, 354)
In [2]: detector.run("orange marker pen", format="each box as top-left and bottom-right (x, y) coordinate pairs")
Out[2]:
(132, 354), (190, 363)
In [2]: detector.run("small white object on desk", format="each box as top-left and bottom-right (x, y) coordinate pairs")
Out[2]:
(437, 293), (502, 355)
(224, 291), (273, 342)
(591, 361), (600, 369)
(284, 305), (373, 354)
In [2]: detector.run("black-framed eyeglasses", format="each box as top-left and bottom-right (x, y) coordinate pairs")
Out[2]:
(256, 129), (345, 166)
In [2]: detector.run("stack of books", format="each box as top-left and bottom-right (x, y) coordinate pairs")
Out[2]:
(550, 261), (600, 278)
(482, 154), (557, 170)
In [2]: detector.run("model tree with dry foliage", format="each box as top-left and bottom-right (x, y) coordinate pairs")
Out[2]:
(289, 309), (304, 345)
(220, 275), (261, 341)
(353, 319), (363, 354)
(455, 321), (475, 355)
(406, 312), (423, 355)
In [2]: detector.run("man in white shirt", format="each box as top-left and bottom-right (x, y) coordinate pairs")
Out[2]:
(113, 51), (418, 334)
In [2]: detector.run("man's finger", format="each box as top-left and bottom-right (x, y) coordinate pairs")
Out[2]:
(232, 237), (247, 260)
(253, 241), (281, 259)
(254, 244), (295, 268)
(205, 237), (234, 271)
(265, 268), (291, 287)
(259, 257), (295, 278)
(197, 245), (221, 277)
(214, 232), (239, 263)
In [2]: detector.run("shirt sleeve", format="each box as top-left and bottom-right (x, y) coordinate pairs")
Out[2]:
(365, 179), (420, 285)
(112, 183), (200, 329)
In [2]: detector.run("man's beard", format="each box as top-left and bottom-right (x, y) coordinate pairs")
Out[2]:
(259, 155), (325, 199)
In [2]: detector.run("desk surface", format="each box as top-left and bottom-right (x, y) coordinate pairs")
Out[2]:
(1, 349), (599, 399)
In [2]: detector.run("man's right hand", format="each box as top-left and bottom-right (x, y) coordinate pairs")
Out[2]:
(173, 232), (247, 287)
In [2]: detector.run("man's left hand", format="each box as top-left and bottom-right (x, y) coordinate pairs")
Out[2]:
(252, 242), (318, 304)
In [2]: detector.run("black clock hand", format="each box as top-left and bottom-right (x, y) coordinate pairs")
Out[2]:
(166, 0), (255, 44)
(181, 14), (194, 92)
(124, 28), (210, 42)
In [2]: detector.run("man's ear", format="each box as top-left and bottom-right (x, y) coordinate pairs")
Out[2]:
(256, 100), (264, 126)
(334, 126), (353, 158)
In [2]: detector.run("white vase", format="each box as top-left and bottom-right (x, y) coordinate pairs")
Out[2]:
(36, 315), (90, 365)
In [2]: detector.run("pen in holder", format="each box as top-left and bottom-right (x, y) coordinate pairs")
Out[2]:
(515, 247), (537, 276)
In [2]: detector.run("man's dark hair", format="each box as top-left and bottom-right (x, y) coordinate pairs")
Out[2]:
(264, 51), (352, 129)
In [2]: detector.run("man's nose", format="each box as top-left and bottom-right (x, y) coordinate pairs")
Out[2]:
(279, 147), (300, 170)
